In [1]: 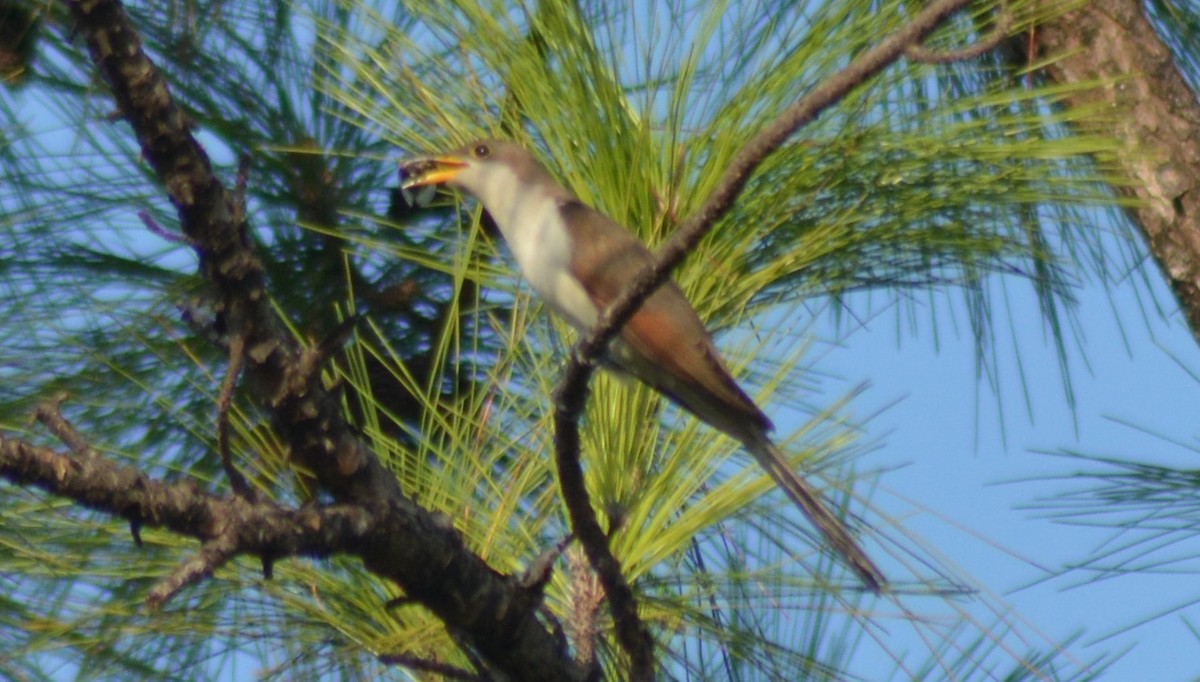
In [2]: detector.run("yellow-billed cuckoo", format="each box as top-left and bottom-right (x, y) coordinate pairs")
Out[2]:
(400, 140), (884, 590)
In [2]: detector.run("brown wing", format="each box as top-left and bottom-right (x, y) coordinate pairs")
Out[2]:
(558, 200), (772, 438)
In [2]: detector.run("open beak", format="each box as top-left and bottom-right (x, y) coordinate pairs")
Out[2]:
(398, 154), (468, 189)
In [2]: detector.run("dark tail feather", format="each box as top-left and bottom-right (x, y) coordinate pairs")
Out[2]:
(747, 438), (884, 591)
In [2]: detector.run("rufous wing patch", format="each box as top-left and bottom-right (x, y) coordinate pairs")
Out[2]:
(621, 303), (769, 430)
(558, 199), (771, 433)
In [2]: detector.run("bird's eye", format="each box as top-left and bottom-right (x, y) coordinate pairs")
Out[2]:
(472, 143), (490, 159)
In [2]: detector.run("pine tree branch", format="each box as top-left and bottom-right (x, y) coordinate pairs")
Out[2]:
(1033, 0), (1200, 346)
(1, 412), (569, 677)
(0, 430), (377, 569)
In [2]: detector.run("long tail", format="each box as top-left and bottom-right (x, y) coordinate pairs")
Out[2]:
(747, 437), (884, 591)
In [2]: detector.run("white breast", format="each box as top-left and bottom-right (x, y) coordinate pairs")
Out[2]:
(506, 194), (599, 331)
(473, 166), (599, 331)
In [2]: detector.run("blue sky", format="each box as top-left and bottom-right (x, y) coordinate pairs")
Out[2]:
(817, 236), (1200, 679)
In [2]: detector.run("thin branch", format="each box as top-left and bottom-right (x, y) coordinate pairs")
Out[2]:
(34, 396), (94, 457)
(377, 653), (483, 681)
(906, 3), (1013, 63)
(519, 533), (573, 593)
(138, 210), (188, 244)
(552, 0), (985, 675)
(146, 537), (238, 609)
(216, 332), (254, 499)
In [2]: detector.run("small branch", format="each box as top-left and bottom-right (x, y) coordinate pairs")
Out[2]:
(377, 653), (483, 681)
(0, 433), (372, 557)
(519, 533), (573, 594)
(138, 210), (189, 244)
(147, 537), (237, 608)
(217, 332), (254, 498)
(34, 398), (93, 457)
(906, 3), (1013, 64)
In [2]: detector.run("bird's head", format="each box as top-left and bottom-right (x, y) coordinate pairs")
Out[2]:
(399, 139), (563, 211)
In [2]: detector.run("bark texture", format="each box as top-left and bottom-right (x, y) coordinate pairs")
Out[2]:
(1035, 0), (1200, 343)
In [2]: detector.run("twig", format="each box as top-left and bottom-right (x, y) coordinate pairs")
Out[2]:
(314, 314), (361, 367)
(380, 653), (482, 680)
(377, 653), (482, 681)
(138, 210), (189, 244)
(34, 401), (151, 547)
(130, 518), (144, 547)
(217, 332), (254, 498)
(551, 0), (984, 676)
(34, 398), (93, 457)
(906, 2), (1013, 63)
(146, 537), (237, 609)
(519, 533), (574, 594)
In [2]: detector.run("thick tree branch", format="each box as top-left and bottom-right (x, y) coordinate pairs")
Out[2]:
(62, 1), (583, 679)
(553, 0), (987, 676)
(0, 427), (501, 679)
(0, 431), (377, 567)
(1033, 0), (1200, 346)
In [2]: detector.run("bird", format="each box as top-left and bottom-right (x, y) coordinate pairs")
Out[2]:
(399, 139), (884, 591)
